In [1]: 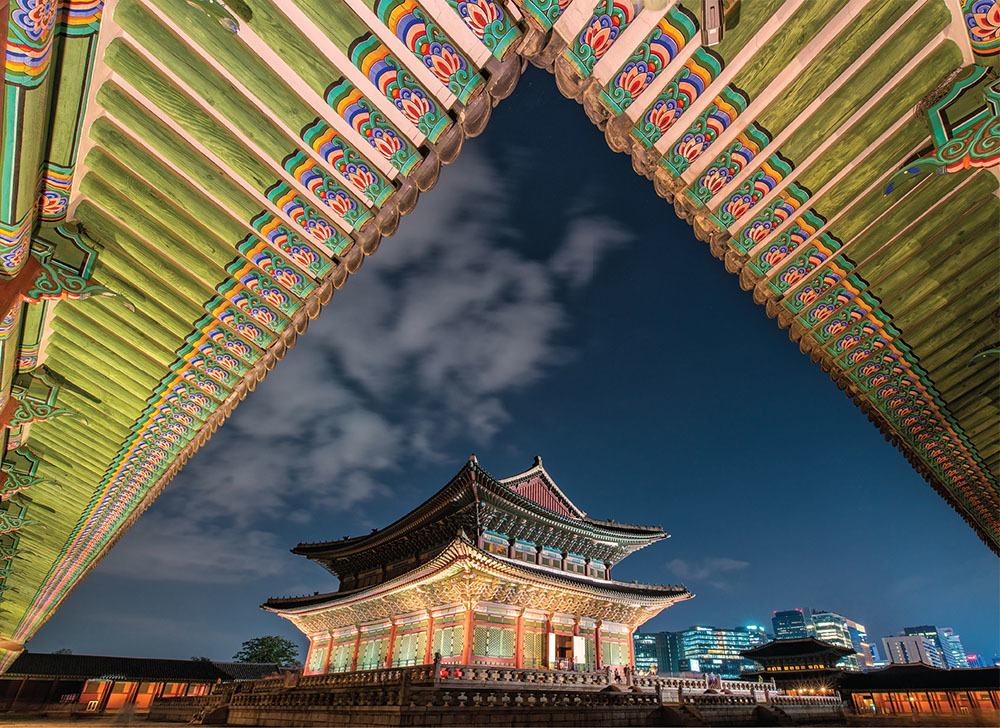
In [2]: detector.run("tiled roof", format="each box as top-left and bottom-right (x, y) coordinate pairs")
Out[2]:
(840, 664), (1000, 691)
(211, 661), (284, 681)
(740, 637), (854, 659)
(2, 652), (281, 682)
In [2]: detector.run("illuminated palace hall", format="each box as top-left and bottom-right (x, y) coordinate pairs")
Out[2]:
(266, 456), (692, 673)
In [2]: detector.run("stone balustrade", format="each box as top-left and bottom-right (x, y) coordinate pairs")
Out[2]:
(149, 666), (844, 726)
(771, 694), (842, 706)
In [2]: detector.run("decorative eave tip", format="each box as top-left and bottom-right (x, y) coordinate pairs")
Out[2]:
(469, 453), (478, 466)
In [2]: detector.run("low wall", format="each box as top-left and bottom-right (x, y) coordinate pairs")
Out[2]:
(149, 665), (844, 727)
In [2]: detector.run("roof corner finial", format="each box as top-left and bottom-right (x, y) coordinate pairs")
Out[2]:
(533, 455), (542, 467)
(469, 453), (478, 465)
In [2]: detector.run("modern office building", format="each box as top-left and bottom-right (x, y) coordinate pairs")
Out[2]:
(634, 633), (659, 673)
(631, 631), (682, 674)
(677, 625), (768, 678)
(883, 635), (946, 668)
(772, 609), (813, 640)
(966, 654), (986, 668)
(903, 626), (968, 670)
(811, 611), (878, 671)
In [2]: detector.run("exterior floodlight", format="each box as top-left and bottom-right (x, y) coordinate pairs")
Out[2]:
(701, 0), (725, 46)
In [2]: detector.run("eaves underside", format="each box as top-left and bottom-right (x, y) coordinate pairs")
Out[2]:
(0, 0), (996, 672)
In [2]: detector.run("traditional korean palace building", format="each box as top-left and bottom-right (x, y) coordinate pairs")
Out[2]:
(265, 456), (692, 674)
(0, 0), (997, 673)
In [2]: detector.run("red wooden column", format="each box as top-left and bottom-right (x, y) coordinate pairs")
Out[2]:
(322, 631), (334, 674)
(514, 610), (524, 669)
(385, 619), (398, 668)
(628, 627), (636, 669)
(350, 627), (362, 671)
(96, 681), (113, 712)
(125, 681), (141, 707)
(425, 612), (435, 664)
(595, 620), (603, 670)
(461, 606), (474, 664)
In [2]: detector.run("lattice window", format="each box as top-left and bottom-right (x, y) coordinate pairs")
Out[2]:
(513, 548), (536, 563)
(524, 631), (543, 667)
(358, 637), (389, 670)
(330, 642), (353, 672)
(584, 636), (596, 671)
(601, 639), (627, 666)
(472, 625), (488, 656)
(472, 625), (516, 659)
(393, 633), (416, 666)
(432, 625), (464, 658)
(307, 645), (328, 673)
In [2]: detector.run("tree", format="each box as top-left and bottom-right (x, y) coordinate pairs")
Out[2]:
(53, 648), (72, 655)
(233, 636), (300, 667)
(190, 656), (211, 662)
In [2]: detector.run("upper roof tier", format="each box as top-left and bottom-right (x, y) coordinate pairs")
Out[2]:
(293, 456), (668, 565)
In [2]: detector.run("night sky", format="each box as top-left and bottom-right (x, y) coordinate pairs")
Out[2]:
(31, 67), (998, 664)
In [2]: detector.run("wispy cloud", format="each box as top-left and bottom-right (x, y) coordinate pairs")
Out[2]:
(102, 148), (634, 583)
(666, 557), (751, 590)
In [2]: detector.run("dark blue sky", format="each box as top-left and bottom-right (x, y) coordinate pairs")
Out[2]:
(31, 67), (998, 663)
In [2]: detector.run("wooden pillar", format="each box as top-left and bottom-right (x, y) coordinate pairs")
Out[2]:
(515, 610), (524, 669)
(323, 631), (334, 674)
(96, 681), (113, 712)
(535, 546), (542, 565)
(461, 606), (474, 664)
(6, 678), (27, 711)
(44, 678), (61, 705)
(595, 621), (603, 670)
(385, 619), (398, 668)
(628, 627), (636, 669)
(507, 538), (515, 559)
(425, 613), (435, 665)
(350, 627), (362, 671)
(560, 552), (567, 571)
(125, 681), (141, 706)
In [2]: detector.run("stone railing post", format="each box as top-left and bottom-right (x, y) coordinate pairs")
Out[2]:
(433, 653), (442, 684)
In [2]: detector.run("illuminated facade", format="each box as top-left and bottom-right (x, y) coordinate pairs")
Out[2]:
(903, 626), (968, 669)
(265, 457), (691, 673)
(883, 635), (945, 668)
(810, 611), (876, 671)
(676, 625), (768, 678)
(773, 610), (813, 640)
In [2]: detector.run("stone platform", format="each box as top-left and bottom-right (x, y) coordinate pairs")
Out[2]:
(149, 664), (845, 726)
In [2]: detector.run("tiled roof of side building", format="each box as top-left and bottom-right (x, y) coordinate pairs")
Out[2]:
(211, 661), (284, 681)
(740, 637), (855, 659)
(3, 652), (239, 681)
(840, 664), (1000, 691)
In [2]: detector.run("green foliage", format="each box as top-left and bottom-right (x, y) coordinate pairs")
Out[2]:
(233, 635), (300, 667)
(190, 656), (211, 662)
